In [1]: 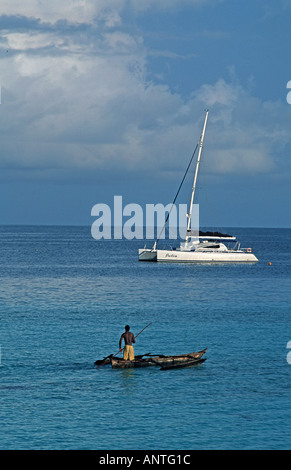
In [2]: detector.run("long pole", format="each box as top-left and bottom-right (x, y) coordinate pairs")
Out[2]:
(97, 322), (152, 369)
(134, 322), (152, 339)
(186, 110), (209, 238)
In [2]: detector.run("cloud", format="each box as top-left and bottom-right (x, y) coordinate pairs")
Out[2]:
(0, 1), (116, 25)
(0, 1), (290, 185)
(193, 79), (291, 175)
(0, 0), (226, 25)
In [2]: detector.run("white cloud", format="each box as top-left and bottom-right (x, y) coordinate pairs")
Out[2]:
(1, 0), (96, 24)
(0, 0), (122, 24)
(0, 1), (290, 184)
(2, 32), (61, 50)
(0, 53), (288, 180)
(192, 79), (290, 175)
(0, 0), (225, 24)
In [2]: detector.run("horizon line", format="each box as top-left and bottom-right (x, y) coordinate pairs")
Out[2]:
(0, 223), (290, 230)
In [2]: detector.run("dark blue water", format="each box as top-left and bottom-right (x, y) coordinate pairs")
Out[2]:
(0, 226), (290, 450)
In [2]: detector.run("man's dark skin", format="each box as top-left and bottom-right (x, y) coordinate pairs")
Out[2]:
(119, 325), (135, 351)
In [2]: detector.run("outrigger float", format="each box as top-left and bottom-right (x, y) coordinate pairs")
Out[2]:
(95, 348), (207, 371)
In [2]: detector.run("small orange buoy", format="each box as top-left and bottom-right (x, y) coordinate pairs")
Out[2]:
(268, 262), (272, 266)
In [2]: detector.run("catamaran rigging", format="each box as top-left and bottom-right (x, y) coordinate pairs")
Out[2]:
(138, 110), (258, 263)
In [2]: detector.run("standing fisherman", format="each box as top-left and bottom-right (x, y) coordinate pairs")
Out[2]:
(119, 325), (135, 360)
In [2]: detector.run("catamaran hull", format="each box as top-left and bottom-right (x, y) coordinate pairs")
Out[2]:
(138, 249), (157, 261)
(139, 249), (258, 263)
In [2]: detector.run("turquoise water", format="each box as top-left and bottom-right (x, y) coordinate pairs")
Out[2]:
(0, 226), (290, 450)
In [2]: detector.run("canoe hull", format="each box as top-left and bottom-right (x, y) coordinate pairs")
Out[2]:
(160, 357), (207, 370)
(111, 358), (155, 369)
(110, 349), (207, 369)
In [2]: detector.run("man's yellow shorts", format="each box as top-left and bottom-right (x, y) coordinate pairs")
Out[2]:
(123, 345), (134, 360)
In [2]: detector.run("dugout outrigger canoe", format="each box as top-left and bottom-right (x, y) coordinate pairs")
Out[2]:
(95, 348), (207, 370)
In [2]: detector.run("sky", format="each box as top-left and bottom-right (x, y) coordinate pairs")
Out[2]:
(0, 0), (290, 228)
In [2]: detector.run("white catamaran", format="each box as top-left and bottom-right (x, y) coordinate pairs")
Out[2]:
(138, 110), (258, 263)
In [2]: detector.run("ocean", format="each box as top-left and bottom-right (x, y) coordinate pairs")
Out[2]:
(0, 225), (290, 450)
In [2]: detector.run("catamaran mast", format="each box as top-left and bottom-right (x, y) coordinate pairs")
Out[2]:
(152, 110), (209, 251)
(186, 110), (209, 238)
